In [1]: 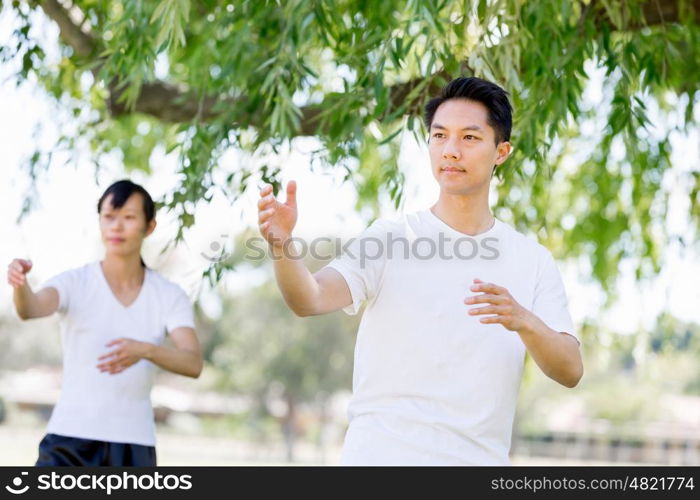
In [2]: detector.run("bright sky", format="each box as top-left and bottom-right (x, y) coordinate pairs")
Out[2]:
(1, 6), (698, 334)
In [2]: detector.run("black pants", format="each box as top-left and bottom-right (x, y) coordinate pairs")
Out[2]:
(36, 433), (157, 466)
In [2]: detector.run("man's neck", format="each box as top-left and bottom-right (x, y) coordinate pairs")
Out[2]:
(430, 191), (494, 236)
(101, 255), (144, 287)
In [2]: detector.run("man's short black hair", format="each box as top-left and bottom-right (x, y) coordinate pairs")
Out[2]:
(424, 76), (512, 145)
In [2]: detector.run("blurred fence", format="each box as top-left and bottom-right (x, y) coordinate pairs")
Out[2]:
(515, 432), (700, 465)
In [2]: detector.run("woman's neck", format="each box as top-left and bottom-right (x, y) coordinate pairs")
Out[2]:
(101, 255), (144, 286)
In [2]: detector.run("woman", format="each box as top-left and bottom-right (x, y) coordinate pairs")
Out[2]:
(7, 179), (203, 466)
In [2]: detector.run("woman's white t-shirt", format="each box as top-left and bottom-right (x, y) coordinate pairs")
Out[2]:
(326, 210), (577, 465)
(41, 262), (195, 446)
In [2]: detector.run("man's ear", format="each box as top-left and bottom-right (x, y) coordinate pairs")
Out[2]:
(495, 141), (512, 166)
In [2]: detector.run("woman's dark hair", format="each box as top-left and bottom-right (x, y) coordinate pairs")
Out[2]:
(97, 180), (156, 268)
(424, 76), (513, 145)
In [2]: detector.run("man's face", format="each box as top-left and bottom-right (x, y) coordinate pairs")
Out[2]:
(99, 193), (155, 258)
(428, 98), (511, 196)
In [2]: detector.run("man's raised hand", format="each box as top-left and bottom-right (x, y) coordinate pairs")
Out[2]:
(258, 181), (298, 248)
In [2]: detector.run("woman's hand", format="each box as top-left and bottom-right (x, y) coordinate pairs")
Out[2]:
(7, 258), (32, 288)
(97, 338), (151, 375)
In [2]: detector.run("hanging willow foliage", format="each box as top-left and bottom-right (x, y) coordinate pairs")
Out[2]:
(4, 0), (700, 292)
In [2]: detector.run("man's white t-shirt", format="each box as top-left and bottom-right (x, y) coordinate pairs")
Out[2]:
(42, 262), (195, 446)
(326, 209), (577, 465)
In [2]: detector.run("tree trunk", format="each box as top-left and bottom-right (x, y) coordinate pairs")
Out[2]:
(317, 398), (328, 464)
(282, 395), (297, 463)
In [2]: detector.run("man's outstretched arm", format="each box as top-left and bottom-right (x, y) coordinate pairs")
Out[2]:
(258, 181), (352, 317)
(465, 279), (583, 388)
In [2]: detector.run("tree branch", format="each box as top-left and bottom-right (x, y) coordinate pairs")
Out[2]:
(110, 71), (447, 135)
(589, 0), (700, 29)
(107, 81), (222, 123)
(39, 0), (95, 58)
(640, 0), (697, 27)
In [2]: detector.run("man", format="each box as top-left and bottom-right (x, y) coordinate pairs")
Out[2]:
(257, 76), (583, 465)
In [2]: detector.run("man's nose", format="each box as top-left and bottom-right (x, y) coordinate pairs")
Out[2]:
(442, 140), (460, 160)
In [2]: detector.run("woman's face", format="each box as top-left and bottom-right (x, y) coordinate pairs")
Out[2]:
(99, 193), (156, 258)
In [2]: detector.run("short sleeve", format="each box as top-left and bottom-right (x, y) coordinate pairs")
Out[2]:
(165, 286), (196, 333)
(325, 219), (390, 316)
(42, 269), (77, 315)
(532, 249), (578, 343)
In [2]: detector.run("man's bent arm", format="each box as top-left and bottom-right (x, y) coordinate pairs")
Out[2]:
(465, 280), (583, 388)
(271, 242), (352, 317)
(518, 317), (583, 388)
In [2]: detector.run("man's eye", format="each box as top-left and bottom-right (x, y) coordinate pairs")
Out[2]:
(465, 135), (476, 140)
(433, 133), (445, 138)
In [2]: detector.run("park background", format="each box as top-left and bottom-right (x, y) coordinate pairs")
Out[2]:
(1, 0), (699, 465)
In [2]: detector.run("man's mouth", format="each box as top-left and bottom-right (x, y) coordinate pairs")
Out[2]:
(441, 166), (466, 172)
